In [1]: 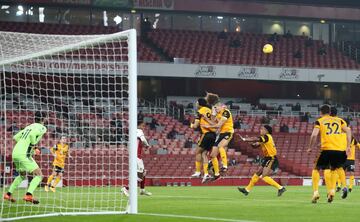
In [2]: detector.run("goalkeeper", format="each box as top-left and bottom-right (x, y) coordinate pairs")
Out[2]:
(3, 112), (47, 204)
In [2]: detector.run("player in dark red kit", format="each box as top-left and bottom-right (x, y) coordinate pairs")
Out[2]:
(122, 122), (152, 196)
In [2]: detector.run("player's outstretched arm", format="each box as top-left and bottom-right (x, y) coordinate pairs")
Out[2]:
(307, 127), (319, 153)
(49, 145), (56, 156)
(241, 136), (261, 143)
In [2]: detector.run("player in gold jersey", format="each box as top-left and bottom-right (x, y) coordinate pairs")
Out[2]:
(202, 103), (234, 181)
(337, 135), (360, 193)
(238, 125), (286, 196)
(307, 105), (351, 203)
(45, 136), (71, 192)
(190, 98), (217, 183)
(330, 106), (350, 196)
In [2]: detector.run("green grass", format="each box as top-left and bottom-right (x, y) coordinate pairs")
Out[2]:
(2, 186), (360, 222)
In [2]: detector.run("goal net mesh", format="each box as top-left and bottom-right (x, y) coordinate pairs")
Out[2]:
(0, 30), (137, 219)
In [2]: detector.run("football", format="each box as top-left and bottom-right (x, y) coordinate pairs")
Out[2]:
(263, 43), (274, 54)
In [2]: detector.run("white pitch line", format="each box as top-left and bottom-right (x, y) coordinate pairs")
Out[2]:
(150, 195), (360, 206)
(139, 213), (257, 222)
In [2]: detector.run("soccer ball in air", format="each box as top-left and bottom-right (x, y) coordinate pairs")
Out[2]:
(263, 44), (273, 54)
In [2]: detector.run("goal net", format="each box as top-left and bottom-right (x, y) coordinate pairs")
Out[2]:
(0, 29), (138, 220)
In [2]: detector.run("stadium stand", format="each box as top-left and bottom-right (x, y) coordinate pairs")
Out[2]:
(0, 21), (358, 68)
(0, 21), (163, 62)
(147, 29), (359, 69)
(2, 98), (360, 180)
(1, 21), (359, 183)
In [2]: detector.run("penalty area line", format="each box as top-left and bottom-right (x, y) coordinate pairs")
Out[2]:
(139, 213), (256, 222)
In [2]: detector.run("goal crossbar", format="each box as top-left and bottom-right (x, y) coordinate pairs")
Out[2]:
(0, 28), (138, 219)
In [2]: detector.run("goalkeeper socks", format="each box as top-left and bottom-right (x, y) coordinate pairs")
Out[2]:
(8, 175), (26, 194)
(27, 175), (43, 194)
(245, 174), (259, 192)
(195, 161), (201, 173)
(140, 176), (146, 189)
(262, 176), (282, 190)
(336, 168), (346, 188)
(211, 157), (220, 176)
(53, 176), (61, 188)
(203, 162), (209, 175)
(312, 169), (320, 193)
(219, 147), (228, 168)
(350, 175), (355, 189)
(47, 175), (54, 186)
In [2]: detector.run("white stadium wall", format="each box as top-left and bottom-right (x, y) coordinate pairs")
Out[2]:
(138, 62), (360, 83)
(5, 61), (360, 83)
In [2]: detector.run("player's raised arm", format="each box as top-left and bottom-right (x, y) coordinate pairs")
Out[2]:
(242, 136), (262, 143)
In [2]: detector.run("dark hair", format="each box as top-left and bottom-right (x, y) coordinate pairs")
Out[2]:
(263, 125), (273, 135)
(205, 92), (220, 106)
(34, 111), (45, 123)
(197, 98), (208, 107)
(330, 106), (337, 117)
(320, 105), (330, 115)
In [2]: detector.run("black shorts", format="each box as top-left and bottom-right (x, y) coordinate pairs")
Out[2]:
(315, 150), (347, 170)
(261, 156), (279, 172)
(214, 132), (233, 146)
(54, 166), (64, 173)
(198, 132), (216, 151)
(343, 160), (355, 172)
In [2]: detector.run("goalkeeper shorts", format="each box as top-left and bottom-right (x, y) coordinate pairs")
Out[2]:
(12, 155), (39, 173)
(137, 158), (145, 173)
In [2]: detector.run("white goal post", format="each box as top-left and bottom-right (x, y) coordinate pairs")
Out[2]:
(0, 29), (138, 220)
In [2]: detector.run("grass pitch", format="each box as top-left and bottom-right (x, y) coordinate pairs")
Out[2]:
(2, 186), (360, 222)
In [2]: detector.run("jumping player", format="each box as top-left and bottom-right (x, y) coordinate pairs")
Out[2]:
(190, 98), (216, 183)
(202, 103), (234, 181)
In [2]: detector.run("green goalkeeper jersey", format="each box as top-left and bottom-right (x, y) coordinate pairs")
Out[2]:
(12, 123), (47, 158)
